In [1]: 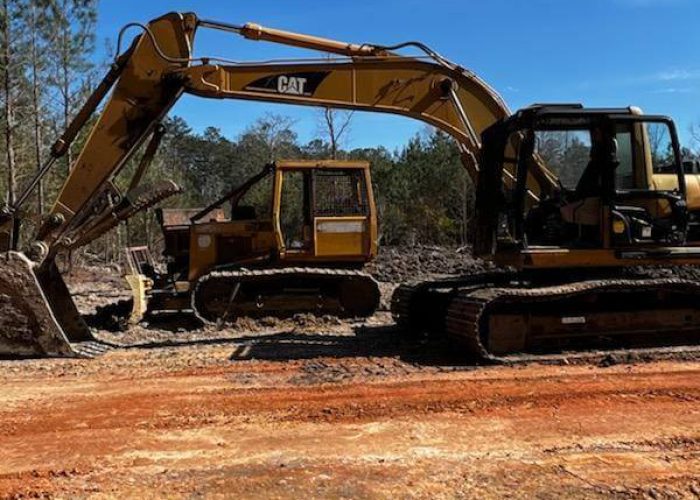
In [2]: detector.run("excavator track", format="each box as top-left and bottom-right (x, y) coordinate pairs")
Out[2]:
(445, 278), (700, 363)
(192, 267), (381, 324)
(391, 283), (422, 331)
(391, 271), (518, 336)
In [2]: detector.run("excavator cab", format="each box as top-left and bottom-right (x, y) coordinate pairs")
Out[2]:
(415, 105), (700, 361)
(475, 105), (689, 268)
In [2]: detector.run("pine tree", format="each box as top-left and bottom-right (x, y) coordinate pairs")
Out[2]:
(0, 0), (25, 206)
(24, 0), (55, 213)
(49, 0), (96, 173)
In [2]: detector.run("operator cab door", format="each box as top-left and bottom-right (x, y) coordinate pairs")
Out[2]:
(275, 164), (375, 262)
(277, 168), (313, 255)
(311, 168), (373, 259)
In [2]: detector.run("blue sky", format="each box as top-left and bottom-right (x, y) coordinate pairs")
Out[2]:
(97, 0), (700, 151)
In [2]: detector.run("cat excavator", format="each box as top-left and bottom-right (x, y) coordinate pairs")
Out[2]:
(0, 11), (698, 359)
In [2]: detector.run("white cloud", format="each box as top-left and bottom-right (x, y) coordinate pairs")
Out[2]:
(649, 87), (693, 94)
(654, 69), (700, 81)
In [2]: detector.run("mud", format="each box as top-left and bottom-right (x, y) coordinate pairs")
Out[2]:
(0, 256), (43, 352)
(0, 252), (80, 357)
(365, 244), (495, 283)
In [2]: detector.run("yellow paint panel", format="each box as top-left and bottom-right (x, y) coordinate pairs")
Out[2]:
(316, 232), (365, 257)
(496, 247), (700, 269)
(314, 217), (367, 257)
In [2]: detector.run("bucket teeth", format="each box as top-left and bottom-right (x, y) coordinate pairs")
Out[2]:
(70, 341), (114, 358)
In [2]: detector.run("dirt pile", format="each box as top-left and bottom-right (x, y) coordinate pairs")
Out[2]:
(366, 246), (700, 285)
(630, 265), (700, 281)
(365, 245), (495, 283)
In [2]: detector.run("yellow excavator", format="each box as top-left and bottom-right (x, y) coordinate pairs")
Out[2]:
(0, 12), (698, 359)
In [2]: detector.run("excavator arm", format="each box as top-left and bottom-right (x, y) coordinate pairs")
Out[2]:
(178, 59), (501, 160)
(31, 12), (197, 258)
(0, 11), (518, 357)
(28, 13), (517, 257)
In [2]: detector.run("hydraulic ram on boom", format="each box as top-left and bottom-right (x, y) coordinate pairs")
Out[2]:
(0, 12), (513, 357)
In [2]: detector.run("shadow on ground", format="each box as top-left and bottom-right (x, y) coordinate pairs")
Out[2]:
(82, 304), (480, 367)
(225, 324), (481, 367)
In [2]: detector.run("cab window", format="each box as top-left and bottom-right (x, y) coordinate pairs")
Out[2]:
(534, 130), (591, 190)
(614, 125), (635, 190)
(648, 122), (677, 175)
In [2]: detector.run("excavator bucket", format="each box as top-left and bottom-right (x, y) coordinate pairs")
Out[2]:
(0, 252), (108, 358)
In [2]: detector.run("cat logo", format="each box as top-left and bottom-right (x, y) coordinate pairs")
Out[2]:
(277, 75), (307, 95)
(244, 72), (330, 97)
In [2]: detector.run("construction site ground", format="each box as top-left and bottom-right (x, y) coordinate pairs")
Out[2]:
(1, 247), (700, 499)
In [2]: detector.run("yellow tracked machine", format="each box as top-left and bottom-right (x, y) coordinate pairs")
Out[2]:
(0, 12), (699, 359)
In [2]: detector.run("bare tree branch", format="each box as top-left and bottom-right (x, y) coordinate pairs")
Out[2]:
(320, 106), (353, 159)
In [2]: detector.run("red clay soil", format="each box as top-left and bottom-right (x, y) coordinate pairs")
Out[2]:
(0, 340), (699, 499)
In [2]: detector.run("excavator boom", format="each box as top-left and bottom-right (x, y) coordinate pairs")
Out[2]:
(0, 11), (513, 357)
(37, 18), (513, 254)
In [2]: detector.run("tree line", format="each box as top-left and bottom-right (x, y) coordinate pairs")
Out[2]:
(114, 114), (475, 262)
(0, 0), (97, 213)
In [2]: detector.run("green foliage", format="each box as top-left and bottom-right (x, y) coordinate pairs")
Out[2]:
(0, 0), (97, 211)
(358, 130), (472, 244)
(118, 118), (474, 248)
(111, 114), (476, 251)
(535, 131), (591, 190)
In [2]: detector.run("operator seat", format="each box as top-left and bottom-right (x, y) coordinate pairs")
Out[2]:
(574, 157), (604, 200)
(559, 156), (604, 227)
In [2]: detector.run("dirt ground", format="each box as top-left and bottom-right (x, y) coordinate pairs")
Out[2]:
(1, 251), (700, 499)
(1, 334), (699, 499)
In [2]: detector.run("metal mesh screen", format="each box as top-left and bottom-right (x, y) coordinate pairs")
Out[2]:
(313, 170), (368, 217)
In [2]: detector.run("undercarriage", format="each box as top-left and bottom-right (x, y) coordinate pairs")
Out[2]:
(191, 267), (380, 324)
(392, 269), (700, 363)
